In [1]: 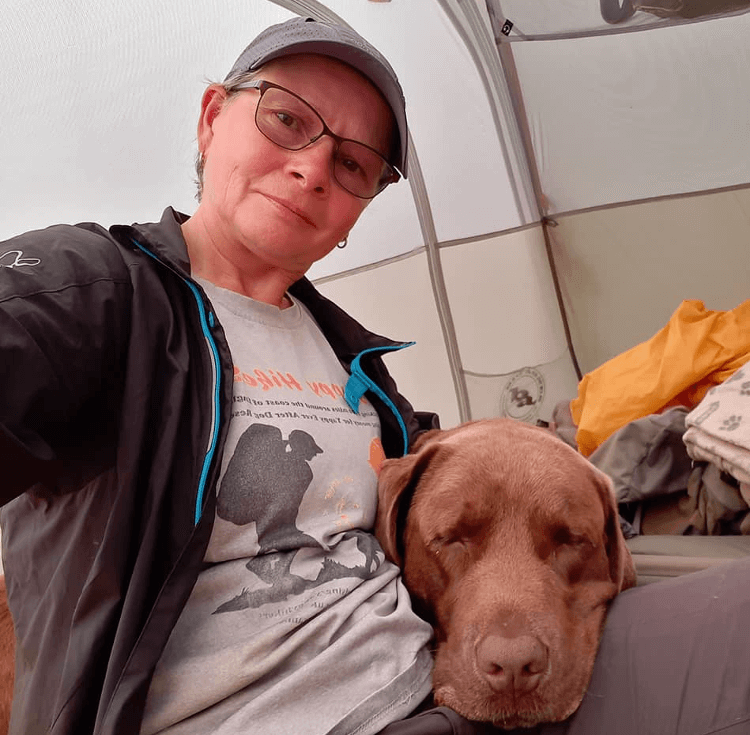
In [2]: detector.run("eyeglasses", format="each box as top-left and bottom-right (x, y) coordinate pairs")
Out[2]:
(234, 79), (400, 199)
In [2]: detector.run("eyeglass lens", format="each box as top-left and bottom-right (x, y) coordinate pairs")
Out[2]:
(255, 86), (395, 199)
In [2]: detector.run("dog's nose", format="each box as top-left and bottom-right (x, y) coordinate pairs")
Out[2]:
(475, 633), (548, 694)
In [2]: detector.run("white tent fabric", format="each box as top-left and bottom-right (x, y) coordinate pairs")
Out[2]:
(513, 13), (750, 213)
(3, 0), (749, 431)
(493, 0), (750, 36)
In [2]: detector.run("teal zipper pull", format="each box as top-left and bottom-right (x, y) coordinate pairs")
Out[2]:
(345, 342), (415, 456)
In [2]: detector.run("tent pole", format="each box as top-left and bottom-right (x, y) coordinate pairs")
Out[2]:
(406, 144), (473, 424)
(487, 4), (584, 381)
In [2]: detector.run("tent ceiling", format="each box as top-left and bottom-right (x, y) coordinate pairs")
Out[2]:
(493, 0), (750, 38)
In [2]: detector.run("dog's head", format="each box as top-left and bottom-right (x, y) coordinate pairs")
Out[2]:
(376, 418), (635, 729)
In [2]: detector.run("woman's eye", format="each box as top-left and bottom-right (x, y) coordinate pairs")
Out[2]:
(275, 111), (297, 128)
(340, 156), (363, 174)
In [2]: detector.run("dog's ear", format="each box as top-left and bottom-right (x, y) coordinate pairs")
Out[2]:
(375, 430), (443, 566)
(591, 464), (637, 592)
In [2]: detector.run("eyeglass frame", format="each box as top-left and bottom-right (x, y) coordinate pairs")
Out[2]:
(232, 78), (402, 199)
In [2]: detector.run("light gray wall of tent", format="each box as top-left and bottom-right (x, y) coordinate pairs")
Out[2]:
(2, 0), (750, 580)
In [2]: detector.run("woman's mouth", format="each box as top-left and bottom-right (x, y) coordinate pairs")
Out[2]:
(262, 194), (316, 227)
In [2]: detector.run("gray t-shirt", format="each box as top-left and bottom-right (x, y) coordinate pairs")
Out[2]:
(140, 280), (433, 735)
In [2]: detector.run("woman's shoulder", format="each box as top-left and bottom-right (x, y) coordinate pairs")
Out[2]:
(0, 220), (134, 299)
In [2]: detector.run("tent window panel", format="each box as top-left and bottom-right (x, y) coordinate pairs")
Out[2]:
(511, 13), (750, 213)
(440, 229), (569, 374)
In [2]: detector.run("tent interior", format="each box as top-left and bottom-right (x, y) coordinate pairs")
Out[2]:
(3, 0), (750, 581)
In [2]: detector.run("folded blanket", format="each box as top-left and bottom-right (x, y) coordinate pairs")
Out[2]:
(684, 364), (750, 485)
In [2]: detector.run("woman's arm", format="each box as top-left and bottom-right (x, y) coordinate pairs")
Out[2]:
(0, 223), (132, 502)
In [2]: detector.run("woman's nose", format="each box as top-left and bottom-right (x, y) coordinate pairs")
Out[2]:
(289, 136), (336, 194)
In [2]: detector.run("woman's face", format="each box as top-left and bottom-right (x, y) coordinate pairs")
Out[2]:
(196, 54), (395, 277)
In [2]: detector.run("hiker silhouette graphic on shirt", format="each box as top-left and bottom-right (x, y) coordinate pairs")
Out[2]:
(217, 423), (323, 552)
(214, 422), (381, 615)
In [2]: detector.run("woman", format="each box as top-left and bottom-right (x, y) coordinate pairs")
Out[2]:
(0, 16), (438, 735)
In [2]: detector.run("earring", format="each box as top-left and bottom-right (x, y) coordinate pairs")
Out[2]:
(337, 237), (348, 249)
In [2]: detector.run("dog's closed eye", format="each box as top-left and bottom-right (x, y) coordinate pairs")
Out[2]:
(429, 540), (467, 571)
(428, 522), (484, 566)
(551, 526), (592, 548)
(546, 526), (607, 585)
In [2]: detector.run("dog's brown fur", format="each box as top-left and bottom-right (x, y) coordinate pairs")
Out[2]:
(376, 418), (636, 729)
(0, 577), (14, 735)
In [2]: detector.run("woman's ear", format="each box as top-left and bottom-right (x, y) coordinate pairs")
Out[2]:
(197, 84), (228, 156)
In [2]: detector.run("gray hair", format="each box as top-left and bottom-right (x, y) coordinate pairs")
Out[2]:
(194, 68), (263, 202)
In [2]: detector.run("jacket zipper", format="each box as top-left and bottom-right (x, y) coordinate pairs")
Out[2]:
(130, 238), (221, 525)
(344, 342), (415, 456)
(182, 280), (222, 524)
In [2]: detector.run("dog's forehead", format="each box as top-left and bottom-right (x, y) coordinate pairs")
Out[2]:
(423, 420), (606, 515)
(438, 422), (497, 448)
(436, 419), (570, 460)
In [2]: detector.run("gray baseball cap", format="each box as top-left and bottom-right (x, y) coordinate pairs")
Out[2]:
(225, 16), (409, 177)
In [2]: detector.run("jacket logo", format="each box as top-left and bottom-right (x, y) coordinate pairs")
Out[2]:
(0, 250), (41, 269)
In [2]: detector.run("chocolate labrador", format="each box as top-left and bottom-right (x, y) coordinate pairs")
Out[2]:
(376, 418), (636, 729)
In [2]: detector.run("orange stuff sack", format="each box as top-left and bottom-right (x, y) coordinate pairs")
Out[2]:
(571, 299), (750, 457)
